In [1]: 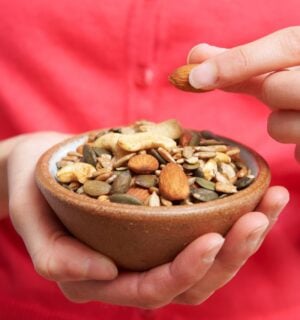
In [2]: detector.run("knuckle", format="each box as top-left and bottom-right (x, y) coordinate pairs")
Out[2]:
(136, 284), (165, 309)
(33, 251), (57, 280)
(220, 260), (244, 280)
(279, 27), (300, 58)
(59, 283), (87, 303)
(234, 47), (250, 71)
(176, 292), (208, 306)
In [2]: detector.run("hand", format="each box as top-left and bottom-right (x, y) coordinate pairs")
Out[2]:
(186, 27), (300, 162)
(7, 132), (289, 308)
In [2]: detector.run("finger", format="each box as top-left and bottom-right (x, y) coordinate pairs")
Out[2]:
(188, 26), (300, 90)
(173, 186), (289, 305)
(8, 133), (118, 281)
(59, 233), (224, 308)
(173, 212), (269, 305)
(187, 43), (226, 64)
(255, 186), (289, 227)
(224, 70), (300, 111)
(268, 110), (300, 144)
(295, 144), (300, 163)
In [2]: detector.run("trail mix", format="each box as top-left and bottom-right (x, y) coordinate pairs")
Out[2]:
(55, 119), (255, 206)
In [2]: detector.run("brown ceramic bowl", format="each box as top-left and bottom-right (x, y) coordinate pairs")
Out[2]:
(35, 131), (270, 271)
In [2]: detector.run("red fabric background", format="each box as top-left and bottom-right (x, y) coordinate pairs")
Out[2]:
(0, 0), (300, 319)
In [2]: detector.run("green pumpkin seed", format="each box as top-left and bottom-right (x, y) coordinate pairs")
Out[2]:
(235, 176), (254, 190)
(195, 177), (216, 191)
(183, 162), (200, 170)
(194, 167), (204, 178)
(191, 188), (219, 202)
(189, 132), (200, 146)
(109, 193), (143, 205)
(83, 180), (111, 197)
(111, 171), (132, 194)
(149, 149), (167, 164)
(82, 144), (97, 166)
(135, 175), (158, 188)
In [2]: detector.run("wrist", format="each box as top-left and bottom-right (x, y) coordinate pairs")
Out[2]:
(0, 134), (26, 219)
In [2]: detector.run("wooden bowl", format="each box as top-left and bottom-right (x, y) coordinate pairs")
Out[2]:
(35, 132), (270, 271)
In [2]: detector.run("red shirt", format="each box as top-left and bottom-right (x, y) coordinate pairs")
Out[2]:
(0, 1), (300, 319)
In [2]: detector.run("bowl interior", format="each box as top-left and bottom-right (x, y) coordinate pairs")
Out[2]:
(49, 135), (259, 180)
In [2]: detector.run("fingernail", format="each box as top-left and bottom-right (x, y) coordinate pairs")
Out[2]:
(189, 62), (218, 90)
(202, 237), (225, 263)
(186, 43), (210, 63)
(85, 257), (118, 280)
(247, 222), (269, 249)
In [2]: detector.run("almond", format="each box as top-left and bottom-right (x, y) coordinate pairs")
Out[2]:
(168, 64), (210, 93)
(127, 187), (150, 203)
(159, 163), (189, 201)
(128, 154), (159, 174)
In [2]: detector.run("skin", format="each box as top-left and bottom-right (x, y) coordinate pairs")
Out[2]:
(1, 26), (298, 308)
(188, 27), (300, 162)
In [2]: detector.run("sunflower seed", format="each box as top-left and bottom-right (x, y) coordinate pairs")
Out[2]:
(148, 149), (167, 164)
(93, 147), (112, 157)
(160, 197), (173, 206)
(98, 195), (110, 203)
(157, 147), (176, 163)
(113, 153), (136, 168)
(196, 151), (216, 159)
(214, 152), (231, 164)
(148, 191), (160, 207)
(203, 159), (217, 181)
(215, 182), (237, 193)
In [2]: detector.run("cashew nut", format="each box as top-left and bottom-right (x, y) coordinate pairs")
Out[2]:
(118, 132), (176, 152)
(94, 132), (128, 158)
(56, 162), (96, 183)
(138, 119), (183, 140)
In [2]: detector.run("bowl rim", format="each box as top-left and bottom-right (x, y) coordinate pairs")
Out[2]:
(35, 131), (271, 220)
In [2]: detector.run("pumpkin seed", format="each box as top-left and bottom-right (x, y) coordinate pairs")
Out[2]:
(189, 132), (200, 146)
(82, 144), (97, 166)
(182, 162), (200, 170)
(185, 156), (199, 164)
(148, 149), (167, 164)
(195, 177), (216, 191)
(194, 167), (204, 178)
(183, 146), (194, 158)
(109, 193), (143, 205)
(235, 176), (254, 190)
(111, 171), (132, 193)
(83, 180), (111, 197)
(191, 188), (219, 202)
(135, 175), (158, 188)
